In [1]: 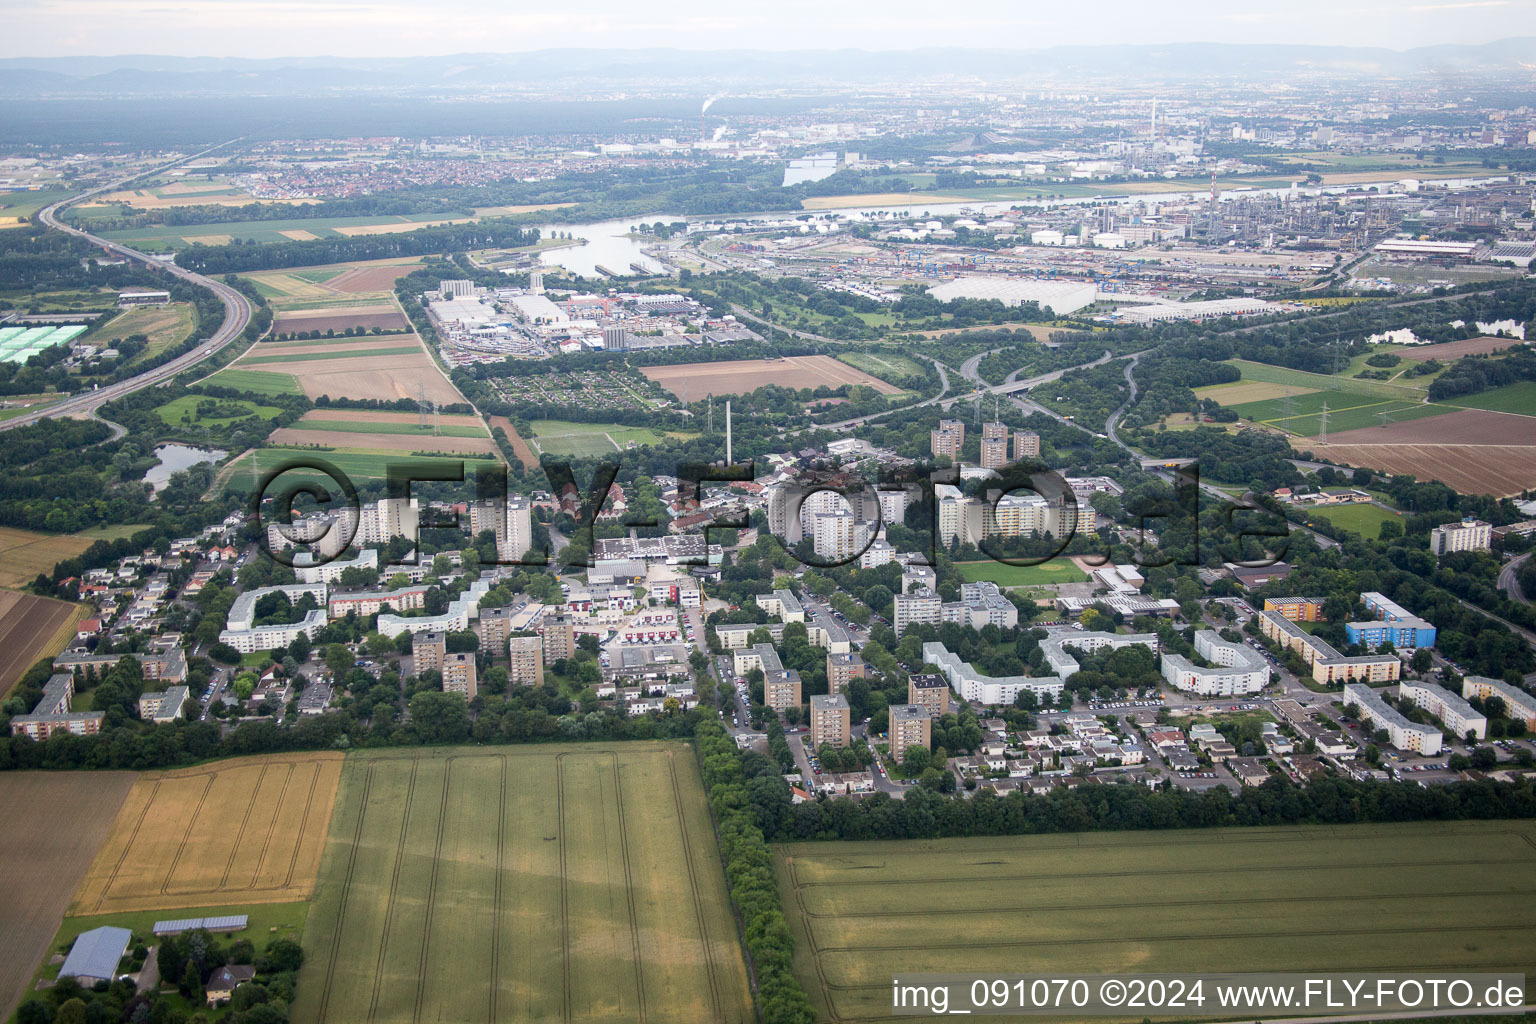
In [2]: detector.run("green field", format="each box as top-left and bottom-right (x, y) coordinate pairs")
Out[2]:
(1217, 359), (1456, 438)
(838, 351), (926, 382)
(155, 395), (284, 427)
(225, 448), (500, 490)
(529, 419), (669, 458)
(203, 367), (302, 396)
(1226, 359), (1426, 401)
(292, 744), (754, 1024)
(776, 822), (1536, 1024)
(88, 212), (477, 249)
(0, 189), (73, 223)
(241, 346), (420, 366)
(1312, 502), (1405, 539)
(1442, 380), (1536, 417)
(953, 559), (1088, 586)
(298, 418), (488, 439)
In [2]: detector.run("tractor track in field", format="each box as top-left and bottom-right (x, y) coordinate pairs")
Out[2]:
(556, 752), (572, 1024)
(490, 754), (508, 1024)
(316, 761), (375, 1024)
(610, 751), (649, 1024)
(412, 757), (454, 1024)
(666, 748), (724, 1022)
(212, 762), (273, 891)
(367, 758), (419, 1024)
(91, 778), (163, 913)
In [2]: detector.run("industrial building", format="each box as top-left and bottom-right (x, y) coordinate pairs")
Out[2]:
(927, 277), (1098, 316)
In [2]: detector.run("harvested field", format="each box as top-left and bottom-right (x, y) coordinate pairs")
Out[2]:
(244, 346), (423, 365)
(1398, 336), (1528, 361)
(72, 752), (344, 916)
(0, 772), (138, 1021)
(0, 590), (84, 695)
(776, 821), (1536, 1024)
(292, 744), (754, 1024)
(266, 429), (499, 454)
(326, 263), (422, 292)
(1308, 409), (1536, 495)
(1193, 380), (1320, 405)
(0, 525), (98, 590)
(226, 336), (466, 405)
(1323, 408), (1536, 446)
(296, 408), (485, 428)
(1310, 443), (1536, 498)
(271, 307), (409, 335)
(280, 229), (320, 240)
(488, 415), (538, 467)
(331, 218), (474, 236)
(182, 234), (232, 245)
(642, 355), (902, 398)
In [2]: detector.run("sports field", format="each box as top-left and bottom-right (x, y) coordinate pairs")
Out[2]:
(953, 559), (1088, 587)
(1311, 502), (1404, 539)
(838, 352), (926, 382)
(292, 744), (754, 1024)
(529, 419), (669, 458)
(0, 772), (137, 1022)
(0, 589), (84, 695)
(776, 821), (1536, 1024)
(72, 752), (344, 916)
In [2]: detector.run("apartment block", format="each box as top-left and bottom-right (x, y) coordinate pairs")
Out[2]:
(507, 636), (544, 687)
(1258, 610), (1400, 685)
(542, 613), (576, 662)
(888, 704), (933, 758)
(1462, 675), (1536, 731)
(1399, 680), (1486, 739)
(809, 693), (851, 748)
(930, 418), (965, 460)
(1346, 592), (1437, 650)
(1343, 682), (1441, 755)
(894, 589), (943, 635)
(412, 630), (447, 674)
(442, 652), (478, 699)
(908, 673), (951, 717)
(474, 606), (515, 654)
(827, 652), (866, 694)
(9, 673), (103, 740)
(1012, 430), (1040, 461)
(980, 437), (1008, 470)
(1263, 596), (1324, 622)
(1430, 518), (1491, 557)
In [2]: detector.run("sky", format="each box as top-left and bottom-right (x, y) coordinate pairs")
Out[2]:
(3, 0), (1534, 58)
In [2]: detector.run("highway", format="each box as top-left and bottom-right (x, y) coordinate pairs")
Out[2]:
(3, 141), (253, 431)
(1498, 550), (1531, 606)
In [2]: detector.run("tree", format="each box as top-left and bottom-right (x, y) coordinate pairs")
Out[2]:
(408, 691), (471, 744)
(324, 644), (354, 677)
(258, 937), (304, 974)
(54, 999), (88, 1024)
(1471, 745), (1498, 769)
(1410, 648), (1432, 673)
(181, 959), (204, 1001)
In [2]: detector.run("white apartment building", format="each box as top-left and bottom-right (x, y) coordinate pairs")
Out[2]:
(294, 548), (378, 585)
(1343, 682), (1442, 755)
(1399, 680), (1487, 739)
(894, 589), (942, 635)
(1160, 630), (1269, 696)
(1429, 518), (1491, 557)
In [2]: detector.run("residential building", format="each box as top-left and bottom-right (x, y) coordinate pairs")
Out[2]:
(474, 606), (516, 654)
(759, 589), (804, 622)
(908, 673), (951, 717)
(942, 581), (1018, 629)
(1160, 631), (1269, 696)
(1346, 591), (1437, 649)
(1258, 610), (1400, 685)
(812, 510), (868, 562)
(413, 631), (447, 674)
(293, 547), (378, 585)
(980, 436), (1009, 469)
(55, 647), (188, 683)
(507, 636), (544, 687)
(442, 652), (478, 699)
(1262, 596), (1323, 621)
(894, 588), (942, 635)
(206, 965), (257, 1007)
(827, 652), (865, 694)
(138, 685), (191, 724)
(1429, 518), (1491, 557)
(1012, 430), (1040, 461)
(9, 673), (104, 740)
(923, 631), (1159, 705)
(377, 577), (493, 637)
(888, 704), (932, 757)
(735, 644), (801, 711)
(809, 693), (851, 748)
(1399, 680), (1486, 739)
(930, 418), (965, 460)
(1462, 676), (1536, 730)
(543, 614), (576, 662)
(327, 585), (428, 618)
(1343, 682), (1441, 755)
(219, 583), (328, 653)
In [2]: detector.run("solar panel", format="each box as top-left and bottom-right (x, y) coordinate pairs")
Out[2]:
(201, 915), (249, 932)
(153, 914), (249, 935)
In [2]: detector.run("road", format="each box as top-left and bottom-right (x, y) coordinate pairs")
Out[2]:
(1498, 551), (1531, 606)
(3, 140), (254, 431)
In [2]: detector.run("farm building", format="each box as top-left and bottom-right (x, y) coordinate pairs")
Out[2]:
(58, 926), (131, 983)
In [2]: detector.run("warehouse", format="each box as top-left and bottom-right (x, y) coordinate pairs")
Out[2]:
(927, 277), (1097, 316)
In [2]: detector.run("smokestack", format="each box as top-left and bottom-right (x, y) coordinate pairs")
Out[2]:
(726, 401), (732, 464)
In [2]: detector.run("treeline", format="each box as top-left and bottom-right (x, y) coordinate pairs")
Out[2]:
(174, 221), (539, 274)
(768, 772), (1536, 842)
(695, 718), (817, 1024)
(1135, 426), (1304, 491)
(1427, 348), (1536, 401)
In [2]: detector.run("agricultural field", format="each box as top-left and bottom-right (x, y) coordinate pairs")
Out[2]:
(1313, 408), (1536, 496)
(268, 408), (498, 457)
(486, 368), (673, 413)
(0, 591), (86, 692)
(201, 367), (302, 396)
(642, 356), (903, 399)
(271, 305), (410, 336)
(953, 559), (1088, 587)
(81, 302), (196, 359)
(155, 394), (284, 428)
(0, 188), (75, 226)
(1310, 502), (1404, 539)
(528, 419), (672, 458)
(72, 752), (343, 916)
(292, 744), (754, 1024)
(1441, 380), (1536, 416)
(1398, 336), (1529, 361)
(488, 415), (539, 467)
(0, 524), (112, 589)
(775, 821), (1536, 1024)
(223, 334), (464, 405)
(91, 213), (481, 250)
(1201, 359), (1451, 438)
(0, 772), (138, 1021)
(223, 448), (501, 490)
